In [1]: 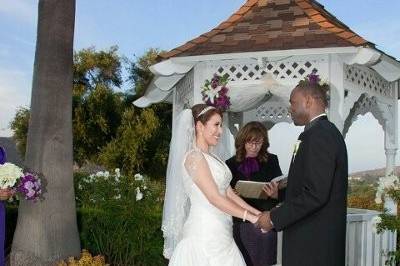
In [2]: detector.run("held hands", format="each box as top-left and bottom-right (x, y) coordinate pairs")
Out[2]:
(254, 211), (274, 233)
(262, 181), (279, 199)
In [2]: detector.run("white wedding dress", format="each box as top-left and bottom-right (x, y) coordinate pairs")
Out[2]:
(168, 150), (246, 266)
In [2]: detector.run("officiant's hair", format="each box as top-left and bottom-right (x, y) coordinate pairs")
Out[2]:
(235, 121), (269, 162)
(191, 104), (223, 125)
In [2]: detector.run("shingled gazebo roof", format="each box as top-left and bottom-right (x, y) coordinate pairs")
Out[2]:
(161, 0), (373, 59)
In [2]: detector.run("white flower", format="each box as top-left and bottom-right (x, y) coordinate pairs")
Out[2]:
(143, 185), (147, 190)
(95, 171), (104, 177)
(371, 215), (382, 234)
(114, 194), (121, 200)
(0, 163), (23, 189)
(318, 78), (329, 87)
(134, 173), (144, 181)
(136, 187), (143, 201)
(292, 140), (302, 162)
(88, 174), (95, 182)
(202, 86), (222, 104)
(115, 168), (121, 177)
(375, 191), (382, 204)
(375, 175), (399, 204)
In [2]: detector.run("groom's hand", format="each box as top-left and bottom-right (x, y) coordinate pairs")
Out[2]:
(256, 211), (273, 232)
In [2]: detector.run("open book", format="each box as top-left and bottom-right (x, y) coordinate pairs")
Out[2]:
(234, 175), (287, 199)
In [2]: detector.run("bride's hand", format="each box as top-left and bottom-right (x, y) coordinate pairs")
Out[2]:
(249, 212), (261, 225)
(253, 209), (262, 216)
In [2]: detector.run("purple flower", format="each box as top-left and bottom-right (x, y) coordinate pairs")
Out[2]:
(201, 73), (231, 111)
(307, 70), (320, 86)
(214, 95), (230, 111)
(211, 80), (219, 89)
(16, 173), (42, 201)
(219, 86), (228, 95)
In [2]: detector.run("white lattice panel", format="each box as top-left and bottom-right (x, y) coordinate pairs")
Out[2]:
(242, 98), (292, 125)
(255, 104), (291, 122)
(207, 57), (325, 83)
(344, 64), (392, 98)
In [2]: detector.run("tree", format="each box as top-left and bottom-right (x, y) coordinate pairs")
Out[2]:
(73, 85), (125, 165)
(10, 47), (172, 178)
(126, 48), (172, 178)
(10, 107), (30, 157)
(11, 1), (80, 264)
(126, 48), (161, 99)
(73, 46), (122, 96)
(98, 107), (160, 176)
(73, 46), (124, 165)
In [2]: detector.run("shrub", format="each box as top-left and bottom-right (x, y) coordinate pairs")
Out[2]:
(376, 182), (400, 265)
(347, 180), (383, 211)
(75, 170), (166, 266)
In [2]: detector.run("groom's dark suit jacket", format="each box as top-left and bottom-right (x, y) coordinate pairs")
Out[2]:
(270, 116), (348, 266)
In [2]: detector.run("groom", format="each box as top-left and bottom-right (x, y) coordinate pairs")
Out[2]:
(258, 75), (348, 266)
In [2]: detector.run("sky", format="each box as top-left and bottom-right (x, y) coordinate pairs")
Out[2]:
(0, 0), (399, 174)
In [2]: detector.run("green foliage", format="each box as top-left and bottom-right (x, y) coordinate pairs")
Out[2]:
(74, 171), (166, 266)
(72, 46), (125, 165)
(347, 179), (399, 264)
(97, 108), (160, 177)
(9, 107), (30, 157)
(376, 186), (400, 265)
(10, 46), (171, 176)
(73, 46), (122, 96)
(126, 48), (162, 99)
(141, 103), (172, 178)
(73, 85), (125, 165)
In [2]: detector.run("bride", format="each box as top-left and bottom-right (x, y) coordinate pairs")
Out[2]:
(162, 104), (261, 265)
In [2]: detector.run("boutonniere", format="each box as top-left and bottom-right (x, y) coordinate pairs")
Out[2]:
(292, 140), (302, 162)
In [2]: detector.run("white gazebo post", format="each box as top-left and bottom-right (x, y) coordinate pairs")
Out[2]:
(383, 80), (399, 216)
(328, 53), (346, 132)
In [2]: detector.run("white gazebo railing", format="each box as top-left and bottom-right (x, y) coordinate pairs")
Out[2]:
(275, 208), (397, 266)
(346, 208), (396, 266)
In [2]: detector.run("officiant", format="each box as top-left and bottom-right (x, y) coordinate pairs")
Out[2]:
(226, 122), (284, 266)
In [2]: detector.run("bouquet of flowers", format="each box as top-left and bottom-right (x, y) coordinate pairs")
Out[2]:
(0, 162), (42, 202)
(201, 74), (231, 111)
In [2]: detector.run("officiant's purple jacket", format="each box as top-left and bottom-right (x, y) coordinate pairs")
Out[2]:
(270, 116), (348, 266)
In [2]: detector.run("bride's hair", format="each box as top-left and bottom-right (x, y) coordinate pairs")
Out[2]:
(191, 104), (223, 125)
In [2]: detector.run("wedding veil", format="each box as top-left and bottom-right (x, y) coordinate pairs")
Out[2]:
(161, 109), (194, 259)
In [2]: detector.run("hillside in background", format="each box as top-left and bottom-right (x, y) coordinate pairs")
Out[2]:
(350, 166), (400, 181)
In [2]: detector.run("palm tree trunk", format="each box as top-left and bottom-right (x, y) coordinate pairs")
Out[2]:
(10, 0), (80, 264)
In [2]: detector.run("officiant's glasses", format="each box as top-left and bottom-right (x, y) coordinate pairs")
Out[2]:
(246, 140), (263, 147)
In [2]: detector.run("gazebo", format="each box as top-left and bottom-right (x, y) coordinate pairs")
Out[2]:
(134, 0), (400, 264)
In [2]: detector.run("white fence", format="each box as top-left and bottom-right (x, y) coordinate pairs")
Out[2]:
(346, 208), (396, 266)
(276, 208), (397, 266)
